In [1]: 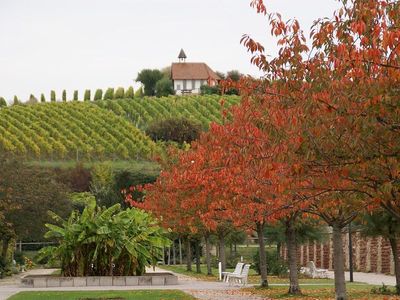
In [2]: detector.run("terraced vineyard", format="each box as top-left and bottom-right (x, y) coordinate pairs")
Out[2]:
(0, 102), (158, 160)
(0, 95), (241, 160)
(94, 95), (241, 129)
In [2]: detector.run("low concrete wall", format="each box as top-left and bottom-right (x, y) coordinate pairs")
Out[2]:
(20, 273), (178, 288)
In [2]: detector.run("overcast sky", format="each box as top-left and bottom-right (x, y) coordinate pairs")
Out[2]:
(0, 0), (339, 102)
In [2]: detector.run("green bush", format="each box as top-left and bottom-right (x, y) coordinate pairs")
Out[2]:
(14, 251), (24, 265)
(253, 249), (287, 277)
(200, 85), (220, 95)
(146, 118), (202, 144)
(114, 87), (125, 99)
(94, 89), (103, 101)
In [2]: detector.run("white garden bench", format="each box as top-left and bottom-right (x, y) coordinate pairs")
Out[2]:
(221, 262), (244, 282)
(300, 261), (328, 278)
(228, 263), (251, 286)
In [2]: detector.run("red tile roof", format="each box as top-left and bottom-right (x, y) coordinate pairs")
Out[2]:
(171, 63), (220, 80)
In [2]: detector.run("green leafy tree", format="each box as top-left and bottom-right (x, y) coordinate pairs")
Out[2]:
(50, 90), (56, 102)
(0, 97), (6, 108)
(38, 198), (170, 276)
(73, 90), (78, 101)
(62, 90), (67, 102)
(40, 93), (46, 103)
(216, 71), (226, 80)
(103, 88), (114, 100)
(125, 86), (134, 98)
(136, 69), (163, 96)
(26, 94), (38, 105)
(114, 87), (125, 99)
(155, 78), (174, 97)
(226, 70), (242, 82)
(134, 87), (144, 98)
(1, 157), (71, 242)
(12, 96), (20, 106)
(84, 89), (91, 101)
(90, 162), (117, 207)
(146, 118), (202, 144)
(200, 85), (220, 95)
(361, 211), (400, 294)
(94, 89), (103, 101)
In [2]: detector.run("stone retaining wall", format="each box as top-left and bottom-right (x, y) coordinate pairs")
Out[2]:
(280, 232), (399, 275)
(20, 273), (178, 288)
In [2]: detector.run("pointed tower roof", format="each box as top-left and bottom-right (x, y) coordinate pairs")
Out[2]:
(178, 49), (187, 62)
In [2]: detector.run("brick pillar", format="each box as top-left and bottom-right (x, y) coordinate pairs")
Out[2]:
(377, 237), (383, 273)
(359, 237), (368, 272)
(309, 241), (315, 262)
(329, 236), (334, 270)
(380, 238), (391, 274)
(370, 237), (378, 272)
(366, 237), (371, 272)
(300, 244), (304, 266)
(316, 242), (322, 268)
(355, 232), (361, 272)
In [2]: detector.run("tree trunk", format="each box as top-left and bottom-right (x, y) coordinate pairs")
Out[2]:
(186, 238), (192, 271)
(219, 235), (226, 272)
(205, 235), (212, 275)
(195, 239), (201, 273)
(332, 224), (347, 300)
(285, 219), (301, 294)
(172, 240), (176, 265)
(1, 238), (9, 262)
(277, 242), (281, 259)
(179, 238), (183, 265)
(389, 237), (400, 295)
(256, 222), (269, 287)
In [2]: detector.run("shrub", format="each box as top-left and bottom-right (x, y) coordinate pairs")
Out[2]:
(13, 96), (20, 105)
(94, 89), (103, 101)
(253, 249), (287, 277)
(84, 89), (91, 101)
(155, 78), (174, 97)
(200, 85), (220, 95)
(62, 90), (67, 102)
(73, 90), (78, 101)
(0, 97), (7, 107)
(146, 118), (202, 144)
(114, 87), (125, 99)
(103, 88), (114, 100)
(125, 86), (134, 98)
(50, 90), (56, 102)
(40, 93), (46, 103)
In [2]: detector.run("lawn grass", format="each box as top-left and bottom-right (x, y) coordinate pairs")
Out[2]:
(244, 285), (400, 299)
(8, 290), (195, 300)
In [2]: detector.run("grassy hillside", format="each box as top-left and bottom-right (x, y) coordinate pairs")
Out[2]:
(0, 102), (158, 160)
(94, 95), (241, 129)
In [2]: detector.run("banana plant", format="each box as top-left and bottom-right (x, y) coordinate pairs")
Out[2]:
(38, 197), (170, 276)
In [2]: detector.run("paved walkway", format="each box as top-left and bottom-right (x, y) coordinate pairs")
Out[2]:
(325, 270), (397, 286)
(0, 267), (397, 300)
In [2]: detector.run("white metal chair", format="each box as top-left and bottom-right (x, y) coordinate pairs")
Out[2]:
(221, 262), (244, 282)
(228, 263), (251, 286)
